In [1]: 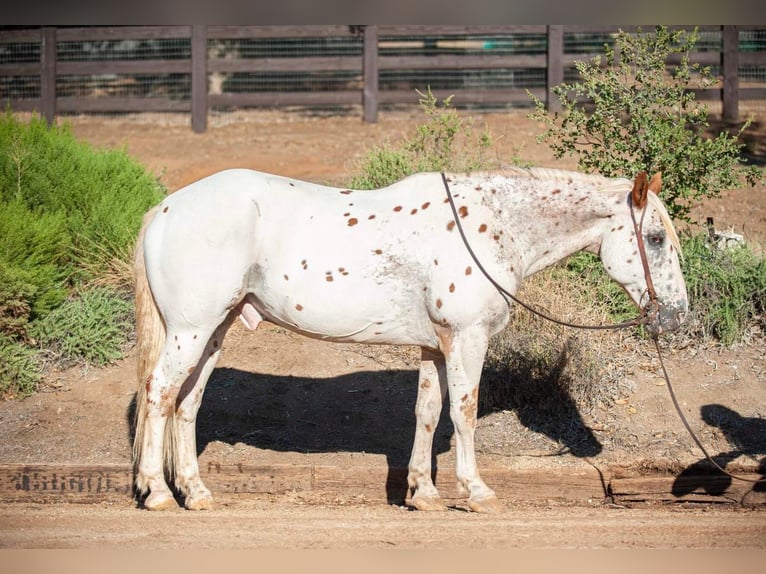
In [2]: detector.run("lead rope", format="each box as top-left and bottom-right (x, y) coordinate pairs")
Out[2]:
(441, 172), (764, 485)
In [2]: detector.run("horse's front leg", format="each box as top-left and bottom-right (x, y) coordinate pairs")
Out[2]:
(407, 348), (448, 511)
(444, 326), (502, 513)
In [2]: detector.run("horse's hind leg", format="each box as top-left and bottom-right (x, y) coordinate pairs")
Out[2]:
(173, 316), (236, 510)
(137, 328), (217, 510)
(407, 348), (448, 511)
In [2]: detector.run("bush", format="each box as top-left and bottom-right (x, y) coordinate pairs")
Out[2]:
(0, 199), (71, 325)
(529, 26), (762, 223)
(350, 88), (494, 189)
(0, 111), (165, 396)
(527, 25), (766, 348)
(680, 235), (766, 345)
(30, 286), (134, 366)
(0, 110), (165, 301)
(0, 335), (41, 399)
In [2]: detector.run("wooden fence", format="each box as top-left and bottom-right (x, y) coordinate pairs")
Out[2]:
(1, 25), (765, 132)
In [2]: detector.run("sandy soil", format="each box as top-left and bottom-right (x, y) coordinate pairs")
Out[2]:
(0, 107), (764, 549)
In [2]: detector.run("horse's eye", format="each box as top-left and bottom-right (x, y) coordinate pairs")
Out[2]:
(647, 233), (665, 247)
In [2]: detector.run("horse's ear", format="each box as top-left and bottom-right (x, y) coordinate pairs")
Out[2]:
(647, 172), (662, 195)
(631, 171), (649, 209)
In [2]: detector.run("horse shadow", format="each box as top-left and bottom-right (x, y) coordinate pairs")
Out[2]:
(127, 359), (602, 505)
(672, 404), (766, 497)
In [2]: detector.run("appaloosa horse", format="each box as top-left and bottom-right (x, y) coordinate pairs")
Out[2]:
(133, 167), (688, 512)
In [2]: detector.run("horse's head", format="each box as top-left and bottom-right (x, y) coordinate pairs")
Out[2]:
(599, 172), (688, 336)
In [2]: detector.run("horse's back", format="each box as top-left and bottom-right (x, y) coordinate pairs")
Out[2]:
(141, 169), (456, 345)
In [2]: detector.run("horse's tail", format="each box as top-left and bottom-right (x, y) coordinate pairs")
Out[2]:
(132, 206), (175, 492)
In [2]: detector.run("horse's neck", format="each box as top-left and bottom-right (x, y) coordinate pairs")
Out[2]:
(487, 179), (618, 278)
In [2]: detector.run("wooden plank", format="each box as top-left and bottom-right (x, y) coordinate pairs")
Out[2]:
(313, 465), (400, 499)
(1, 98), (42, 111)
(208, 25), (357, 39)
(742, 87), (766, 100)
(378, 25), (547, 37)
(378, 88), (546, 105)
(191, 24), (207, 133)
(363, 25), (379, 123)
(55, 26), (191, 42)
(689, 88), (724, 100)
(0, 464), (132, 502)
(547, 25), (564, 113)
(40, 26), (55, 125)
(0, 63), (41, 75)
(1, 464), (762, 505)
(56, 60), (191, 75)
(209, 91), (361, 108)
(313, 466), (606, 502)
(201, 463), (314, 494)
(740, 51), (766, 66)
(56, 96), (191, 113)
(722, 25), (739, 122)
(378, 54), (546, 71)
(610, 475), (766, 505)
(0, 28), (42, 43)
(471, 467), (607, 502)
(208, 56), (361, 74)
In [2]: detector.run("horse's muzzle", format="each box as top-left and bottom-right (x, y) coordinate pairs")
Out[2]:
(644, 300), (688, 336)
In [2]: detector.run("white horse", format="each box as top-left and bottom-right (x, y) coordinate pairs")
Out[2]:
(133, 167), (688, 512)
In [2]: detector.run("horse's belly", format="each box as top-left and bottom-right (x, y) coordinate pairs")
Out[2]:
(251, 272), (436, 347)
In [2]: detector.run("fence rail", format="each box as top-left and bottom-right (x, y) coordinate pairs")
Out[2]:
(1, 25), (765, 132)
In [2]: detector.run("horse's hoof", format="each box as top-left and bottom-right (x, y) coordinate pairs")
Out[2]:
(143, 491), (178, 511)
(185, 494), (216, 511)
(468, 495), (503, 514)
(409, 494), (447, 512)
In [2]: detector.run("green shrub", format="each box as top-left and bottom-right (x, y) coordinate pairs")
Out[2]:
(680, 234), (766, 345)
(529, 26), (762, 223)
(0, 111), (165, 396)
(0, 199), (71, 325)
(30, 286), (134, 366)
(0, 110), (165, 292)
(350, 88), (494, 189)
(0, 335), (41, 398)
(527, 25), (765, 348)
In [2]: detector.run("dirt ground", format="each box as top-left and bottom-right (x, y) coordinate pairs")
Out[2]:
(0, 107), (765, 549)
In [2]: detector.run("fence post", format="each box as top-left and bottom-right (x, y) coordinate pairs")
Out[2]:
(40, 26), (57, 125)
(722, 25), (739, 123)
(363, 25), (379, 123)
(191, 25), (208, 133)
(546, 25), (564, 113)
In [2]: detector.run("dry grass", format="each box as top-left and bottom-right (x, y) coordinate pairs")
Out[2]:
(481, 266), (640, 418)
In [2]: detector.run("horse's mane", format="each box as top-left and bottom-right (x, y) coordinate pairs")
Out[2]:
(499, 165), (633, 193)
(496, 166), (682, 256)
(646, 192), (682, 258)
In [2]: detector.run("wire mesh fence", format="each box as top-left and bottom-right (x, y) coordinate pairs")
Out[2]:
(1, 25), (764, 127)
